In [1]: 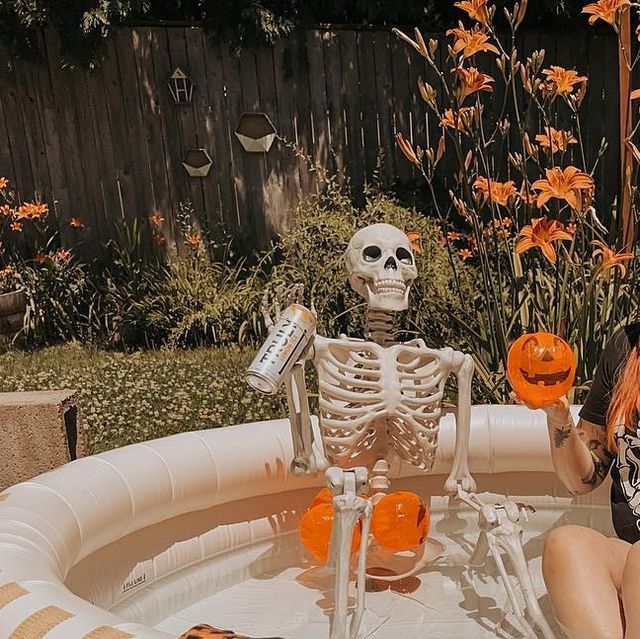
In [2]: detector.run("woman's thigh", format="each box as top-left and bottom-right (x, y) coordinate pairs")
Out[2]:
(542, 524), (630, 639)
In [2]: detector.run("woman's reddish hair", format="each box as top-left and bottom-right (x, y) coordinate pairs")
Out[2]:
(606, 345), (640, 451)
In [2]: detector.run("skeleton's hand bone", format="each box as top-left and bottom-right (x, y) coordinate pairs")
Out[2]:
(261, 283), (306, 334)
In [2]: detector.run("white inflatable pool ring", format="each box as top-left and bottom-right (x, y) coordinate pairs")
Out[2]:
(0, 406), (612, 638)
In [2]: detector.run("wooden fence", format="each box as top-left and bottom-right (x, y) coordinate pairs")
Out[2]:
(0, 26), (621, 253)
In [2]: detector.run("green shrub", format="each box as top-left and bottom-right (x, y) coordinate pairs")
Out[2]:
(20, 256), (94, 346)
(126, 250), (266, 348)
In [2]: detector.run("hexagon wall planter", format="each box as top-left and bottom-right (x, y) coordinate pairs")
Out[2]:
(182, 149), (212, 177)
(235, 112), (277, 153)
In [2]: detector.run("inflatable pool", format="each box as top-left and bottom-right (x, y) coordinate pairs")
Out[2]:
(0, 406), (612, 638)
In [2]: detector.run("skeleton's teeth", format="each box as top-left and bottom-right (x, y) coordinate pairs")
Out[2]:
(373, 279), (406, 295)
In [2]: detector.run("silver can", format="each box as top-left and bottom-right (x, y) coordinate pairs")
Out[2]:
(246, 303), (317, 394)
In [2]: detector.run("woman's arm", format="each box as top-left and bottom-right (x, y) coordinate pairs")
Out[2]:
(544, 398), (613, 495)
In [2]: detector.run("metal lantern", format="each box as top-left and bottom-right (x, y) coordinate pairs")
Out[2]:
(168, 68), (194, 104)
(235, 112), (277, 153)
(182, 149), (212, 177)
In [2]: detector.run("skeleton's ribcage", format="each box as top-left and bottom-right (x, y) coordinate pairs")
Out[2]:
(315, 340), (446, 471)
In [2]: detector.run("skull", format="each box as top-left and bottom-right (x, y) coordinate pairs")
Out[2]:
(345, 223), (418, 311)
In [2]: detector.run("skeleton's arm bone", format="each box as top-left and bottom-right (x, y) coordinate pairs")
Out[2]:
(445, 350), (477, 494)
(284, 359), (327, 474)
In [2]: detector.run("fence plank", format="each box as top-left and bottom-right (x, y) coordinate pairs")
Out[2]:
(338, 30), (365, 196)
(200, 36), (238, 232)
(130, 28), (175, 252)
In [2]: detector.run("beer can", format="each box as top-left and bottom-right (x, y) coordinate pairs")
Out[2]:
(246, 303), (316, 394)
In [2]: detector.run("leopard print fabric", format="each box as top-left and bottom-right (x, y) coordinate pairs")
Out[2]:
(177, 624), (284, 639)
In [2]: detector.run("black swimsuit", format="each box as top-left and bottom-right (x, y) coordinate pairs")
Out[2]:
(580, 323), (640, 544)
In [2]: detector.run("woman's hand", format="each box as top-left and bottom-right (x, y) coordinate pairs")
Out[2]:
(510, 392), (571, 425)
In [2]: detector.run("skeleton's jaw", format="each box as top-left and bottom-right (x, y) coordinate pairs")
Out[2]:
(364, 279), (410, 311)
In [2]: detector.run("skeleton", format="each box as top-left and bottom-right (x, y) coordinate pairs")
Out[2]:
(260, 223), (555, 639)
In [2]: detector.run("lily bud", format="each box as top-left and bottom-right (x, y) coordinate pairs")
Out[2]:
(516, 0), (528, 28)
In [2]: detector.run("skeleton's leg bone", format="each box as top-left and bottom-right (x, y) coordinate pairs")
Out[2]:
(486, 534), (539, 639)
(469, 530), (490, 568)
(350, 499), (373, 639)
(326, 468), (370, 639)
(494, 521), (556, 639)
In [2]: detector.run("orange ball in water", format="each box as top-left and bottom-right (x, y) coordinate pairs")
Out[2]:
(299, 502), (362, 563)
(507, 332), (576, 408)
(371, 491), (430, 551)
(308, 487), (333, 509)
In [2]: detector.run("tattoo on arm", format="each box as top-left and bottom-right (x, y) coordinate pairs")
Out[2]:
(553, 423), (572, 448)
(577, 419), (614, 488)
(581, 458), (610, 487)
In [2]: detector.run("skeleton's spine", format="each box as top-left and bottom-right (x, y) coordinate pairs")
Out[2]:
(365, 309), (396, 346)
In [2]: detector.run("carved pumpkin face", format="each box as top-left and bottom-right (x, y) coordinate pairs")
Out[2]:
(507, 332), (576, 408)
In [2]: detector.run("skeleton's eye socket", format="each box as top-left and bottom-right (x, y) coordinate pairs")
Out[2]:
(396, 247), (413, 264)
(363, 246), (382, 262)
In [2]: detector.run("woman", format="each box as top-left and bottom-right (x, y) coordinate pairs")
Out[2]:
(525, 323), (640, 639)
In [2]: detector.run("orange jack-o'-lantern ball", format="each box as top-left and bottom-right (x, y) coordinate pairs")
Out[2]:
(507, 332), (576, 408)
(299, 491), (362, 563)
(371, 491), (430, 551)
(308, 487), (333, 509)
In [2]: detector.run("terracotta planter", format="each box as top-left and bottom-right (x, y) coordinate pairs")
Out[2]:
(0, 289), (26, 339)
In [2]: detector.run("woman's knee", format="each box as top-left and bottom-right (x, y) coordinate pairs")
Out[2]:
(543, 525), (601, 573)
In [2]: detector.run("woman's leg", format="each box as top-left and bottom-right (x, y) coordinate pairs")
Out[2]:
(543, 524), (630, 639)
(620, 541), (640, 638)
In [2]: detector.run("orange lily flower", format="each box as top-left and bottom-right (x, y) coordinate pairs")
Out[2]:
(535, 127), (578, 154)
(446, 27), (499, 59)
(15, 202), (48, 220)
(592, 240), (634, 277)
(34, 252), (49, 264)
(0, 205), (12, 217)
(10, 222), (23, 232)
(473, 177), (517, 207)
(582, 0), (629, 25)
(454, 0), (491, 25)
(149, 213), (165, 227)
(405, 231), (422, 254)
(69, 217), (85, 229)
(185, 233), (202, 248)
(447, 231), (463, 241)
(541, 66), (587, 98)
(458, 248), (474, 260)
(153, 233), (166, 246)
(0, 177), (8, 189)
(532, 166), (595, 210)
(54, 248), (71, 261)
(455, 67), (494, 102)
(515, 217), (573, 264)
(440, 106), (478, 131)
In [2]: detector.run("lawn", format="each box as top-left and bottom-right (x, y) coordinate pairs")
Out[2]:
(0, 344), (289, 453)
